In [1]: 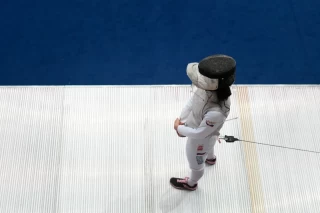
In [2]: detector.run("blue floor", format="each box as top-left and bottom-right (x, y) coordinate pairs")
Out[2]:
(0, 0), (319, 85)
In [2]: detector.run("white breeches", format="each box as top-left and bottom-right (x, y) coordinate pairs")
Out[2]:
(186, 136), (218, 184)
(186, 136), (218, 170)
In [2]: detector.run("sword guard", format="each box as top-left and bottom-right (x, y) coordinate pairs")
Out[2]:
(222, 135), (239, 143)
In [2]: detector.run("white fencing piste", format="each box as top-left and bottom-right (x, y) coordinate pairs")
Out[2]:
(0, 85), (319, 213)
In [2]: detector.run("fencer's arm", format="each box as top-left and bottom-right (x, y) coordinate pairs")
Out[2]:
(179, 97), (193, 123)
(177, 111), (225, 139)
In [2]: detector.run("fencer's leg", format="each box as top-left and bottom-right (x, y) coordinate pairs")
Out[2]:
(185, 139), (207, 186)
(206, 153), (216, 165)
(188, 168), (204, 186)
(206, 136), (218, 165)
(207, 146), (215, 159)
(169, 138), (203, 191)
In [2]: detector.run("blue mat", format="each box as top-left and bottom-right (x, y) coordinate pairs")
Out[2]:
(0, 0), (319, 85)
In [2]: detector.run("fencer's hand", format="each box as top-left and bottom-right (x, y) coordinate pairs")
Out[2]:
(174, 118), (186, 137)
(174, 118), (182, 130)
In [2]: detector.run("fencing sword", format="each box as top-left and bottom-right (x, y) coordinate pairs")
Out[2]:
(221, 117), (320, 154)
(219, 135), (320, 154)
(184, 116), (319, 154)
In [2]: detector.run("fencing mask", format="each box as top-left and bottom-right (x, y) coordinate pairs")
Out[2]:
(186, 54), (236, 91)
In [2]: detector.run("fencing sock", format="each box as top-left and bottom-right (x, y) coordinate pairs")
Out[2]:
(207, 147), (216, 160)
(188, 169), (204, 186)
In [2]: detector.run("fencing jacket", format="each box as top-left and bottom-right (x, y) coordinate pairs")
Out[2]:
(177, 88), (231, 140)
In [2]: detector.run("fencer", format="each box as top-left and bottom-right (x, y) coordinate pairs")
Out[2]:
(170, 54), (236, 191)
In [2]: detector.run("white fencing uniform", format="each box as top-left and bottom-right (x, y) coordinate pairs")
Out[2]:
(177, 87), (231, 185)
(170, 54), (236, 190)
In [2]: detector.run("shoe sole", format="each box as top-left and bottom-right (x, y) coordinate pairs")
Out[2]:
(205, 160), (216, 165)
(170, 183), (197, 191)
